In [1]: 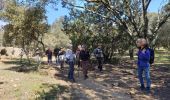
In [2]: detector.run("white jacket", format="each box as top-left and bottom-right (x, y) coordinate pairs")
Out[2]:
(65, 49), (76, 62)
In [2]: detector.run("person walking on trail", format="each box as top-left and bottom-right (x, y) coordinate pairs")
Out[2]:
(20, 49), (25, 62)
(58, 48), (65, 69)
(65, 47), (76, 82)
(76, 45), (82, 68)
(35, 48), (41, 65)
(137, 38), (151, 93)
(11, 47), (15, 59)
(94, 44), (104, 72)
(79, 45), (90, 80)
(46, 48), (53, 65)
(54, 47), (60, 65)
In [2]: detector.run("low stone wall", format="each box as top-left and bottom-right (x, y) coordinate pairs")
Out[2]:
(0, 47), (23, 57)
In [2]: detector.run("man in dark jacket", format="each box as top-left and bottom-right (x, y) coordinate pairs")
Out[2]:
(46, 48), (52, 65)
(79, 45), (90, 80)
(54, 47), (60, 64)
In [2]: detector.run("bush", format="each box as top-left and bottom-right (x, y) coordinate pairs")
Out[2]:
(0, 49), (7, 55)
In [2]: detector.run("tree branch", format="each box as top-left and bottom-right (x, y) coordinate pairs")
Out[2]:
(64, 1), (115, 21)
(146, 0), (152, 10)
(153, 13), (170, 34)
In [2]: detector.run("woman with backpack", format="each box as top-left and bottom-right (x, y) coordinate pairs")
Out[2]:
(137, 38), (151, 93)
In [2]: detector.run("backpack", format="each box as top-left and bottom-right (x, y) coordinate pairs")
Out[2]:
(149, 48), (155, 64)
(94, 48), (103, 58)
(59, 51), (65, 61)
(59, 55), (64, 61)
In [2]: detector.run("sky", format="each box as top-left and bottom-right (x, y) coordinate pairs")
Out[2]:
(0, 0), (168, 26)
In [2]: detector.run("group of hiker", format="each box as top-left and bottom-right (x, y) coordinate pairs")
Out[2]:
(34, 38), (154, 93)
(41, 44), (104, 82)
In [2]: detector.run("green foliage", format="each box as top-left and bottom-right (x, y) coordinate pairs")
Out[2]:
(0, 0), (48, 51)
(36, 84), (67, 100)
(63, 0), (170, 49)
(62, 8), (125, 61)
(43, 17), (70, 48)
(156, 20), (170, 49)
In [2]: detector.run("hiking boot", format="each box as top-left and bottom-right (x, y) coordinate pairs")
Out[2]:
(146, 87), (151, 94)
(71, 78), (76, 83)
(84, 75), (89, 80)
(140, 85), (145, 91)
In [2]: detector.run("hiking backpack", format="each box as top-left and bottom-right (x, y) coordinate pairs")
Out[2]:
(94, 48), (104, 58)
(149, 48), (155, 64)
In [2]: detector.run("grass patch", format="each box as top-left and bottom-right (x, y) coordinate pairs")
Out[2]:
(36, 83), (68, 100)
(2, 58), (45, 73)
(155, 50), (170, 64)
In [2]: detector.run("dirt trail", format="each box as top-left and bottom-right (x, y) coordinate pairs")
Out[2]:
(0, 59), (170, 100)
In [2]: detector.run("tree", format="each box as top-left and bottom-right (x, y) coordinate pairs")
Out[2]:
(0, 0), (4, 10)
(0, 0), (48, 63)
(156, 20), (170, 49)
(62, 0), (170, 59)
(62, 7), (131, 61)
(43, 17), (70, 48)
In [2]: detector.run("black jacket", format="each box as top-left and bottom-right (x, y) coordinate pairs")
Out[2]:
(79, 50), (90, 61)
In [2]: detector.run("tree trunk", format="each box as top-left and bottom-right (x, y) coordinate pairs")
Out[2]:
(129, 49), (134, 60)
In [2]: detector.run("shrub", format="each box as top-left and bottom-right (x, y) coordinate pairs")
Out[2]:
(0, 49), (7, 55)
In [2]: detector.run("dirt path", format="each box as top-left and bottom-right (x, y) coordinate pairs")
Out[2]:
(0, 59), (170, 100)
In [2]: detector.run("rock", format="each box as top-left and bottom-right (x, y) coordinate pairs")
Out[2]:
(129, 88), (137, 95)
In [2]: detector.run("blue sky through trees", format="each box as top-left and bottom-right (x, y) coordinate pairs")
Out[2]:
(0, 0), (168, 26)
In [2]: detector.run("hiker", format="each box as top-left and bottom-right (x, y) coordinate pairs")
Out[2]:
(11, 47), (15, 59)
(54, 47), (60, 64)
(20, 49), (25, 63)
(46, 48), (53, 65)
(79, 45), (90, 80)
(58, 48), (65, 69)
(76, 45), (82, 68)
(137, 38), (151, 93)
(35, 48), (41, 65)
(94, 44), (104, 72)
(20, 49), (24, 58)
(65, 46), (76, 82)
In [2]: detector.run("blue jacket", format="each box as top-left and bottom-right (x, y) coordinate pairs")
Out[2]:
(137, 48), (150, 67)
